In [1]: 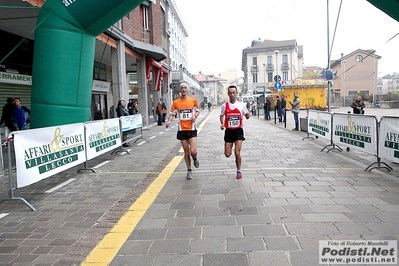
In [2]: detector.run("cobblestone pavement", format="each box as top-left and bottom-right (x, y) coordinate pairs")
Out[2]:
(0, 106), (398, 266)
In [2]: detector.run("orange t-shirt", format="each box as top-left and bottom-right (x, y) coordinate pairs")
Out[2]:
(170, 97), (199, 131)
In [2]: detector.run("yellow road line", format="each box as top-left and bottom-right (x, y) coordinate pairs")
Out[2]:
(81, 113), (211, 265)
(81, 155), (183, 265)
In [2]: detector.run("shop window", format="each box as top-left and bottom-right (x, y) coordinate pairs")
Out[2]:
(93, 61), (106, 81)
(91, 94), (107, 120)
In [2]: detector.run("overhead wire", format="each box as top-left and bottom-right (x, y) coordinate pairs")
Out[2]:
(332, 1), (399, 81)
(329, 0), (343, 59)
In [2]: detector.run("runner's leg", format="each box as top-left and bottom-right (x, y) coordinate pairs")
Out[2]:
(224, 141), (233, 158)
(181, 139), (191, 170)
(234, 140), (243, 170)
(189, 137), (197, 159)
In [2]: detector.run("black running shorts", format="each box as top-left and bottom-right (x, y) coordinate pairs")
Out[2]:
(224, 128), (245, 143)
(177, 130), (197, 140)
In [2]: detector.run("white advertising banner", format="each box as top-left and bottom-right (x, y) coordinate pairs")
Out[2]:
(308, 110), (332, 140)
(379, 116), (399, 164)
(13, 123), (86, 188)
(120, 114), (143, 132)
(85, 118), (121, 160)
(332, 114), (377, 155)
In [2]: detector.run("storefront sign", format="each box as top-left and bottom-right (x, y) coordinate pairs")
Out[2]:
(92, 80), (110, 92)
(0, 73), (32, 85)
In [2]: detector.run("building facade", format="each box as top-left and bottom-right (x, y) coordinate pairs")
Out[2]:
(330, 49), (380, 105)
(241, 39), (303, 95)
(194, 72), (225, 105)
(0, 0), (202, 128)
(379, 73), (399, 95)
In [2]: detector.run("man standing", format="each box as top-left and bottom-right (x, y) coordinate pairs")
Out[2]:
(281, 94), (287, 123)
(13, 98), (30, 130)
(289, 92), (300, 131)
(127, 99), (136, 115)
(166, 83), (200, 180)
(276, 95), (287, 123)
(0, 97), (17, 131)
(275, 96), (282, 123)
(156, 100), (163, 126)
(220, 85), (250, 179)
(207, 101), (212, 111)
(116, 99), (131, 147)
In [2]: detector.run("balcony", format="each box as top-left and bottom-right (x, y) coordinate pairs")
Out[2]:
(281, 63), (289, 70)
(267, 64), (274, 71)
(251, 65), (258, 72)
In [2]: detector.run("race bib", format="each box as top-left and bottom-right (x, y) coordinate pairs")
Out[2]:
(227, 115), (240, 128)
(179, 109), (192, 120)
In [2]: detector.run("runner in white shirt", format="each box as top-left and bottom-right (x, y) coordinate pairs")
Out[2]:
(220, 85), (250, 179)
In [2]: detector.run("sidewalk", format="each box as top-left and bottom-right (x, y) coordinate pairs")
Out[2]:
(1, 107), (399, 266)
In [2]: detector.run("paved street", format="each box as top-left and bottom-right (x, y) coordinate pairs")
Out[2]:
(0, 106), (399, 266)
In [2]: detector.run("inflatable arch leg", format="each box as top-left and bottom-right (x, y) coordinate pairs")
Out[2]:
(31, 0), (144, 128)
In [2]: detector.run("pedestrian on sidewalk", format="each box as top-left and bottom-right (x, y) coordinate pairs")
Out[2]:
(289, 92), (300, 131)
(207, 101), (212, 111)
(127, 99), (136, 115)
(220, 85), (250, 179)
(162, 101), (167, 122)
(116, 99), (131, 147)
(12, 97), (30, 130)
(156, 100), (163, 126)
(275, 96), (283, 123)
(264, 98), (271, 120)
(0, 97), (17, 131)
(166, 83), (200, 179)
(281, 94), (287, 122)
(351, 95), (365, 114)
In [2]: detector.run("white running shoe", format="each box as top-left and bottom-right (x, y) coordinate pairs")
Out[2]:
(186, 171), (193, 179)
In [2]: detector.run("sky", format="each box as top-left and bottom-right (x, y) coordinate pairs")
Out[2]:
(173, 0), (399, 78)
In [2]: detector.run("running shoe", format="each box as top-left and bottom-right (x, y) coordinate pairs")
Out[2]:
(186, 170), (193, 179)
(194, 158), (199, 168)
(236, 171), (242, 179)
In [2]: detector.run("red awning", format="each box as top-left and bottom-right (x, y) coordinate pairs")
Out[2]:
(146, 58), (169, 91)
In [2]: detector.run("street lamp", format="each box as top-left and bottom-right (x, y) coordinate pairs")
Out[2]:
(263, 62), (266, 119)
(263, 63), (266, 97)
(343, 60), (346, 106)
(274, 50), (280, 95)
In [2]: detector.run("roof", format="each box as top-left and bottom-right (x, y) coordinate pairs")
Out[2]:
(330, 49), (381, 68)
(245, 39), (297, 52)
(194, 72), (226, 82)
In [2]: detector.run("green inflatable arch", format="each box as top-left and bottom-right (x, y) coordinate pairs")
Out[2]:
(30, 0), (143, 128)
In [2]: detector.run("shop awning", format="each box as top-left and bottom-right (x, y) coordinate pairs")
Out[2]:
(146, 58), (169, 91)
(366, 0), (399, 22)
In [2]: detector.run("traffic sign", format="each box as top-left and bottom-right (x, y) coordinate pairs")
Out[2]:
(274, 82), (282, 90)
(325, 69), (333, 81)
(274, 75), (281, 82)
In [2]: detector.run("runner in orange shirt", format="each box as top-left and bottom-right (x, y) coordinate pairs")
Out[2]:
(166, 83), (200, 179)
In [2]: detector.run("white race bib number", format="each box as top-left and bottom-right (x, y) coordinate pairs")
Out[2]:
(227, 115), (240, 128)
(179, 109), (192, 120)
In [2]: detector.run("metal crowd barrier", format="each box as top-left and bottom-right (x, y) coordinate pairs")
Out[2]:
(0, 114), (149, 211)
(307, 110), (397, 172)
